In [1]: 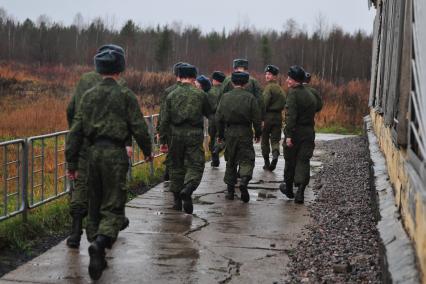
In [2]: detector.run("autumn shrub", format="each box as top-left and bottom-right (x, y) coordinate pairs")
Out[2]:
(0, 63), (369, 139)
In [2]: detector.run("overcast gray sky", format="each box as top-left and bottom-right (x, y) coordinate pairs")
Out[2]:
(0, 0), (375, 34)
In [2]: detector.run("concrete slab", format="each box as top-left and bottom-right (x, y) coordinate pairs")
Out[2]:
(0, 142), (322, 284)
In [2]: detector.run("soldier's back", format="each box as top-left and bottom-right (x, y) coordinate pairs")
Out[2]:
(264, 82), (286, 112)
(290, 86), (317, 127)
(167, 83), (207, 130)
(219, 88), (256, 125)
(79, 78), (134, 142)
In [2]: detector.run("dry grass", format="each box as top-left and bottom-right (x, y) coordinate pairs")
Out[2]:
(0, 63), (369, 140)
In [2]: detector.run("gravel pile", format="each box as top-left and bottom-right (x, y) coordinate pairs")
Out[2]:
(286, 137), (382, 283)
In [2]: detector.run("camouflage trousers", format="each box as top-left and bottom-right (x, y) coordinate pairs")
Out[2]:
(69, 151), (88, 218)
(208, 118), (217, 153)
(168, 134), (205, 193)
(261, 119), (282, 158)
(224, 135), (255, 186)
(86, 146), (129, 244)
(283, 130), (315, 187)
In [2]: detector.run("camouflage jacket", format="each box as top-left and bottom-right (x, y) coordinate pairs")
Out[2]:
(66, 78), (152, 170)
(216, 87), (262, 139)
(159, 82), (212, 144)
(157, 82), (181, 133)
(284, 85), (319, 139)
(220, 76), (264, 119)
(67, 72), (131, 147)
(66, 71), (102, 127)
(263, 80), (286, 122)
(207, 85), (221, 118)
(305, 85), (323, 113)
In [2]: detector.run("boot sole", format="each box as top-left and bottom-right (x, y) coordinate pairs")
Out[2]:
(66, 238), (80, 249)
(183, 200), (193, 214)
(120, 217), (130, 231)
(225, 194), (235, 200)
(279, 184), (294, 199)
(240, 188), (250, 203)
(269, 158), (278, 171)
(88, 244), (106, 280)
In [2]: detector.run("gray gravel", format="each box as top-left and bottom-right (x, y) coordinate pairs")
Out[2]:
(286, 136), (382, 283)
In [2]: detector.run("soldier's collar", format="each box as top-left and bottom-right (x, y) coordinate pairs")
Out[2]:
(102, 77), (118, 84)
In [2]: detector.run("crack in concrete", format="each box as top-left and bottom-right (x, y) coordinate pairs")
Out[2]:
(250, 180), (284, 184)
(1, 279), (49, 284)
(211, 245), (290, 253)
(247, 186), (278, 190)
(218, 259), (241, 284)
(182, 214), (243, 284)
(194, 190), (226, 199)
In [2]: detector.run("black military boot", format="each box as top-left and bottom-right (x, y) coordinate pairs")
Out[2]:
(120, 217), (130, 231)
(211, 152), (220, 167)
(239, 177), (250, 203)
(279, 182), (294, 199)
(163, 166), (170, 182)
(225, 184), (235, 200)
(66, 215), (83, 248)
(172, 191), (183, 211)
(180, 185), (194, 214)
(269, 150), (279, 171)
(88, 234), (110, 280)
(294, 185), (306, 204)
(263, 157), (270, 170)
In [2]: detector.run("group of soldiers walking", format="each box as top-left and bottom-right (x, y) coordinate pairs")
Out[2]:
(64, 43), (322, 280)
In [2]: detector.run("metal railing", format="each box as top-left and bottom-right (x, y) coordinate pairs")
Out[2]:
(0, 114), (165, 223)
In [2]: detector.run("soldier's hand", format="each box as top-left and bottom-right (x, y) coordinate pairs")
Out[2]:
(261, 121), (265, 129)
(254, 137), (260, 144)
(126, 146), (133, 158)
(66, 170), (78, 180)
(144, 154), (154, 162)
(286, 138), (294, 148)
(160, 144), (169, 153)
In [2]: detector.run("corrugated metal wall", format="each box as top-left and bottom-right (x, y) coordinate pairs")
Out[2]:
(409, 0), (426, 182)
(369, 0), (426, 185)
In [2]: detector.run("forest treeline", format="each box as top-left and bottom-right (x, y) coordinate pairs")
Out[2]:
(0, 8), (372, 84)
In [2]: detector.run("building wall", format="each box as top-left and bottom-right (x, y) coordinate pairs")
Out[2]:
(370, 110), (426, 279)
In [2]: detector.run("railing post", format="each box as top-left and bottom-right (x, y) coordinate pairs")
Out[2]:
(21, 139), (29, 223)
(127, 140), (133, 182)
(149, 115), (155, 177)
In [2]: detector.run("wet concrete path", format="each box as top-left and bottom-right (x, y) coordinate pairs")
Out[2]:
(0, 135), (345, 284)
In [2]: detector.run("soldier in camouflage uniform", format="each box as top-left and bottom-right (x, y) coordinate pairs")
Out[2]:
(195, 74), (221, 167)
(261, 65), (286, 171)
(159, 64), (212, 214)
(220, 59), (264, 119)
(216, 72), (262, 203)
(157, 62), (186, 182)
(66, 44), (152, 280)
(65, 50), (132, 249)
(209, 71), (226, 167)
(279, 66), (322, 204)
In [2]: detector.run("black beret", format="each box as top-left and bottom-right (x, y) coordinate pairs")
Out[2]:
(212, 71), (226, 83)
(264, 65), (280, 75)
(178, 64), (198, 78)
(173, 62), (187, 76)
(94, 44), (126, 75)
(196, 75), (212, 92)
(233, 59), (249, 69)
(231, 71), (249, 86)
(287, 65), (306, 83)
